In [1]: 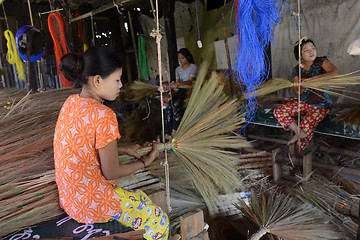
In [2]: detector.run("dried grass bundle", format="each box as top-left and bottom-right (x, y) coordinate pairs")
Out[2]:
(126, 81), (159, 102)
(294, 175), (358, 239)
(332, 108), (360, 126)
(254, 71), (360, 100)
(119, 63), (252, 212)
(236, 190), (344, 240)
(0, 88), (78, 237)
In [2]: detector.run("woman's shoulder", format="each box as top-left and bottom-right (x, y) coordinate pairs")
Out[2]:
(315, 56), (328, 64)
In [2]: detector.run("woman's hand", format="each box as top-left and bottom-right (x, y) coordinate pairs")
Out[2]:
(142, 141), (159, 167)
(169, 81), (179, 89)
(118, 144), (141, 159)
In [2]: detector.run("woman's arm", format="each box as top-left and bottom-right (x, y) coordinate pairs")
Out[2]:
(99, 140), (158, 180)
(304, 60), (339, 82)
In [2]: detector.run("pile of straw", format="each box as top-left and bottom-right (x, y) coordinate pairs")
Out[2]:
(0, 88), (79, 237)
(236, 190), (344, 240)
(294, 175), (358, 239)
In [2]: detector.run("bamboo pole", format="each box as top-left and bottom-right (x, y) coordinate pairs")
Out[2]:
(127, 11), (140, 80)
(27, 0), (34, 26)
(221, 12), (234, 97)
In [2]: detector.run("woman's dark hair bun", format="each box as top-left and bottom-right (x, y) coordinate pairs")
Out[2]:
(59, 53), (84, 86)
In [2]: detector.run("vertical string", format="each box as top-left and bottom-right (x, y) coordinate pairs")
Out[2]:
(153, 0), (172, 212)
(297, 0), (301, 149)
(2, 3), (9, 30)
(27, 0), (34, 26)
(90, 14), (95, 46)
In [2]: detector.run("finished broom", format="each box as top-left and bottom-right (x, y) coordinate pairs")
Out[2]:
(120, 63), (253, 212)
(236, 190), (344, 240)
(253, 71), (360, 101)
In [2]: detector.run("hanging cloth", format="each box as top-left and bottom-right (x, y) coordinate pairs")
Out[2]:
(4, 30), (25, 80)
(138, 35), (150, 81)
(48, 12), (72, 87)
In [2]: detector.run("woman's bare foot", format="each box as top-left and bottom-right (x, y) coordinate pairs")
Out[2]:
(169, 234), (181, 240)
(287, 130), (307, 145)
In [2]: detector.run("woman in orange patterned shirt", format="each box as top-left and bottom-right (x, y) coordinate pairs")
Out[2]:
(54, 47), (169, 239)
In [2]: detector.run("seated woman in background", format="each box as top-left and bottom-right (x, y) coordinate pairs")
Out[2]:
(274, 38), (339, 152)
(165, 48), (198, 139)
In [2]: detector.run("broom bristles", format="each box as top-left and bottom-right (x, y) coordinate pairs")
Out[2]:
(238, 191), (344, 240)
(254, 71), (360, 101)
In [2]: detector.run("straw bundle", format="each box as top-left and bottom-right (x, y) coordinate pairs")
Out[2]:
(236, 190), (344, 240)
(332, 108), (360, 127)
(0, 88), (79, 237)
(294, 175), (358, 239)
(120, 63), (252, 211)
(126, 80), (159, 102)
(254, 71), (360, 100)
(126, 80), (193, 102)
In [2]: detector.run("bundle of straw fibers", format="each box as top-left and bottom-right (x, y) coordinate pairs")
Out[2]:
(0, 88), (79, 237)
(332, 107), (360, 127)
(126, 80), (159, 102)
(120, 63), (252, 212)
(294, 175), (358, 239)
(245, 78), (293, 100)
(253, 71), (360, 100)
(236, 190), (344, 240)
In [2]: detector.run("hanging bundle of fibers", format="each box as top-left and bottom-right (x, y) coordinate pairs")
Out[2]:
(236, 190), (344, 240)
(4, 30), (25, 81)
(138, 35), (151, 81)
(232, 0), (284, 130)
(253, 70), (360, 101)
(119, 63), (252, 212)
(48, 12), (72, 87)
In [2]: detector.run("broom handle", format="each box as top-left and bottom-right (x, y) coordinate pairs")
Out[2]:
(249, 227), (268, 240)
(118, 142), (171, 162)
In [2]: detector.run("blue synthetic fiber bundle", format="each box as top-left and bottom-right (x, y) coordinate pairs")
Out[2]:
(232, 0), (284, 132)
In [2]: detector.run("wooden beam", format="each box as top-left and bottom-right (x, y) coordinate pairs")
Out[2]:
(272, 148), (281, 182)
(127, 10), (140, 80)
(69, 0), (138, 23)
(180, 208), (205, 240)
(148, 190), (167, 213)
(303, 152), (312, 179)
(312, 162), (360, 177)
(163, 0), (177, 83)
(221, 12), (234, 97)
(247, 134), (288, 145)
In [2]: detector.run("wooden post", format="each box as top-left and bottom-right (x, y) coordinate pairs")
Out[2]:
(127, 10), (140, 80)
(119, 15), (133, 83)
(303, 152), (312, 179)
(148, 190), (168, 213)
(272, 148), (281, 182)
(180, 208), (205, 240)
(163, 0), (177, 83)
(221, 12), (234, 97)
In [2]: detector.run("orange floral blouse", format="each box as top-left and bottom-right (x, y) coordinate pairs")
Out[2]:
(54, 94), (121, 223)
